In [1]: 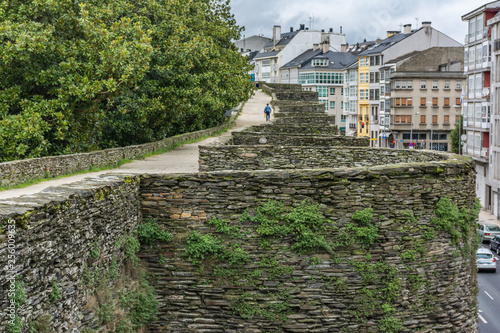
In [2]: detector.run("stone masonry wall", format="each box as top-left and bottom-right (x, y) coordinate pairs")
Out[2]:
(139, 154), (478, 332)
(273, 114), (337, 126)
(199, 146), (448, 172)
(0, 116), (236, 189)
(0, 175), (141, 331)
(246, 124), (339, 136)
(272, 101), (325, 113)
(230, 131), (370, 146)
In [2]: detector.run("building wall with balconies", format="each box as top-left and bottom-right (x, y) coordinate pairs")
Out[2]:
(464, 4), (500, 217)
(487, 11), (500, 218)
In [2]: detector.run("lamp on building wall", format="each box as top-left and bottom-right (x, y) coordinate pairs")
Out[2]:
(427, 101), (434, 150)
(453, 104), (462, 155)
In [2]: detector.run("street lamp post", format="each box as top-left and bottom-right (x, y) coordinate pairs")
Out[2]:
(427, 102), (433, 150)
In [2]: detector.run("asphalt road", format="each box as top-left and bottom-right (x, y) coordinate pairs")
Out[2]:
(478, 243), (500, 333)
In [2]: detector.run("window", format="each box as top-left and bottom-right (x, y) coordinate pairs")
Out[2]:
(312, 58), (329, 66)
(380, 71), (385, 80)
(298, 72), (344, 84)
(360, 90), (366, 100)
(262, 59), (271, 66)
(395, 115), (411, 123)
(432, 81), (438, 89)
(330, 88), (336, 95)
(444, 80), (450, 90)
(477, 15), (483, 38)
(341, 88), (344, 95)
(401, 81), (407, 89)
(433, 115), (437, 124)
(444, 98), (450, 107)
(420, 115), (426, 123)
(370, 72), (375, 83)
(341, 115), (346, 122)
(456, 81), (462, 90)
(456, 97), (461, 106)
(444, 115), (450, 124)
(421, 80), (427, 89)
(395, 81), (401, 89)
(407, 80), (413, 89)
(316, 86), (328, 97)
(432, 97), (438, 106)
(330, 101), (336, 109)
(420, 97), (426, 106)
(341, 101), (344, 110)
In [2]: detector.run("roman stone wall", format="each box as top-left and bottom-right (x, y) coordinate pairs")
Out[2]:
(245, 124), (339, 136)
(0, 175), (141, 331)
(271, 101), (325, 113)
(0, 116), (236, 189)
(229, 131), (369, 146)
(199, 146), (448, 172)
(273, 114), (337, 126)
(139, 154), (478, 332)
(275, 91), (318, 102)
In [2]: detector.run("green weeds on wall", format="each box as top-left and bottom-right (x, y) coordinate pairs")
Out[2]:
(180, 197), (479, 332)
(82, 219), (168, 332)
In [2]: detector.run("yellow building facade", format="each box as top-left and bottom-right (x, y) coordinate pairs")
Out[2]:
(357, 56), (370, 137)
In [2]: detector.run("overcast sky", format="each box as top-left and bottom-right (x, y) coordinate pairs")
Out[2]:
(230, 0), (492, 44)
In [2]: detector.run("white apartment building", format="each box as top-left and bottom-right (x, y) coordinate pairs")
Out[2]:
(463, 2), (499, 217)
(253, 25), (346, 83)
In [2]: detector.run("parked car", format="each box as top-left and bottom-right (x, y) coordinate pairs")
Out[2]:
(476, 248), (497, 272)
(490, 235), (500, 255)
(477, 224), (500, 242)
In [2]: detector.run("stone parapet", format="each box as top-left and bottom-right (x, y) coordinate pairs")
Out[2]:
(0, 116), (236, 189)
(139, 155), (478, 332)
(0, 174), (141, 331)
(199, 146), (449, 172)
(230, 131), (369, 146)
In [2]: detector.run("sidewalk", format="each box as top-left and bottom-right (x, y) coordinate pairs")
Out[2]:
(478, 210), (500, 227)
(0, 90), (271, 200)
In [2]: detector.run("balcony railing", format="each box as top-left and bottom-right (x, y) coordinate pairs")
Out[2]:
(481, 147), (490, 158)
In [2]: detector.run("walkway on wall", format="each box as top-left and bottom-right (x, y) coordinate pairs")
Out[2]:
(0, 90), (272, 200)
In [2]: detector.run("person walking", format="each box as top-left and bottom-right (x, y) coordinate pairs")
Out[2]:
(264, 103), (272, 122)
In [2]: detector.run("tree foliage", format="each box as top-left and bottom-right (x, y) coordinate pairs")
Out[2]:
(0, 0), (253, 161)
(450, 115), (463, 154)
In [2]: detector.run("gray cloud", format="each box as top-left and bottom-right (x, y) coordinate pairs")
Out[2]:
(230, 0), (489, 44)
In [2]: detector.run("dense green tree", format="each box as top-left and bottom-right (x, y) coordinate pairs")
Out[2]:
(0, 0), (253, 160)
(450, 115), (464, 154)
(100, 0), (253, 147)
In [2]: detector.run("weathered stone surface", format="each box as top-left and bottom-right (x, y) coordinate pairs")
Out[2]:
(0, 174), (141, 331)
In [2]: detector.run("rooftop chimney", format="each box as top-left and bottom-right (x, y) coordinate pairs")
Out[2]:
(387, 30), (400, 37)
(273, 25), (281, 48)
(290, 27), (293, 32)
(403, 24), (411, 34)
(422, 21), (432, 28)
(341, 44), (348, 52)
(300, 24), (305, 30)
(329, 28), (333, 33)
(340, 26), (343, 34)
(313, 43), (320, 51)
(321, 41), (329, 54)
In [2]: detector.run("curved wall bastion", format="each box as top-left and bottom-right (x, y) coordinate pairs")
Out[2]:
(0, 83), (480, 332)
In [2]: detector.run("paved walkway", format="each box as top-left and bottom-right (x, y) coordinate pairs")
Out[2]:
(0, 90), (272, 200)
